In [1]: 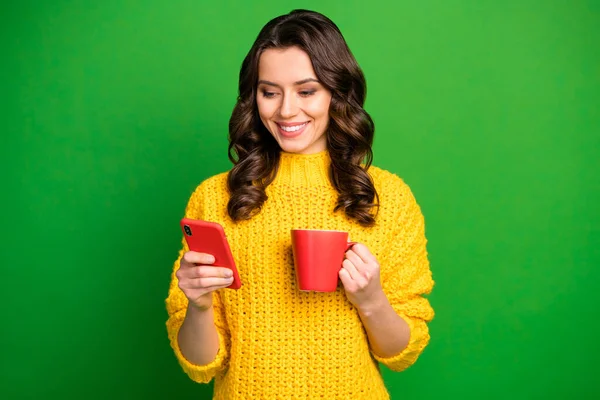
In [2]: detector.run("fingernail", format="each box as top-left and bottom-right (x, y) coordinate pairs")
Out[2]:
(225, 270), (233, 278)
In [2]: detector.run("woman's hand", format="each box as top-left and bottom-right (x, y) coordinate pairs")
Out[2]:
(339, 243), (387, 313)
(176, 251), (234, 311)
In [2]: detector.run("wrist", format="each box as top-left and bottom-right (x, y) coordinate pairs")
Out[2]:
(356, 290), (390, 317)
(188, 301), (213, 314)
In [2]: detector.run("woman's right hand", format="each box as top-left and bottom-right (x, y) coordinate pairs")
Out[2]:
(176, 251), (234, 311)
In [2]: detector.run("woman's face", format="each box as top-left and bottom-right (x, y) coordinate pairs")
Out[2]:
(256, 46), (332, 155)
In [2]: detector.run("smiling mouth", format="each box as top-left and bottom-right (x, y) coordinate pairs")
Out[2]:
(277, 122), (309, 132)
(276, 122), (309, 138)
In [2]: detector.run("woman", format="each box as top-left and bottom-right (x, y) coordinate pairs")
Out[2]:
(165, 9), (434, 399)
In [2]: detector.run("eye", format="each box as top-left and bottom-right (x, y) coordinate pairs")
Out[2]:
(299, 90), (316, 97)
(261, 90), (278, 99)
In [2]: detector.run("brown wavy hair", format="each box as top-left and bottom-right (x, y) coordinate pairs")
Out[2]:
(227, 9), (379, 226)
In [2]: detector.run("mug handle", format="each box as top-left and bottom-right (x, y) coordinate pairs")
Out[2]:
(345, 241), (358, 251)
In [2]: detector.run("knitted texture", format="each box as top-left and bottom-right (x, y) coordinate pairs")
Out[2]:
(165, 150), (434, 400)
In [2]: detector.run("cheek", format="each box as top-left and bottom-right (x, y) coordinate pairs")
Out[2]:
(256, 97), (274, 121)
(307, 96), (332, 122)
(256, 97), (266, 119)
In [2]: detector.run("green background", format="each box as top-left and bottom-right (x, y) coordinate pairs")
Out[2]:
(2, 0), (599, 399)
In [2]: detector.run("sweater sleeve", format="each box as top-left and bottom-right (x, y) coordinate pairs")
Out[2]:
(373, 181), (435, 372)
(165, 183), (231, 383)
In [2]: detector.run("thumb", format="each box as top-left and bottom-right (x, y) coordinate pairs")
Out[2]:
(339, 268), (352, 287)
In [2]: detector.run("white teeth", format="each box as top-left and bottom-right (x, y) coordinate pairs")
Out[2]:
(280, 123), (307, 132)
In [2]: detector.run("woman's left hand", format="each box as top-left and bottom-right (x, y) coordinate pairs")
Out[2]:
(339, 243), (386, 311)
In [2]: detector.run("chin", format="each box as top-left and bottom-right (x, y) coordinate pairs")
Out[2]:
(268, 124), (325, 154)
(277, 140), (309, 154)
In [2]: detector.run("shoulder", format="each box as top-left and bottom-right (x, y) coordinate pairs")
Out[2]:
(368, 165), (416, 204)
(183, 172), (230, 218)
(367, 164), (423, 223)
(194, 172), (229, 195)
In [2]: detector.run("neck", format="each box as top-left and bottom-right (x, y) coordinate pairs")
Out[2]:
(272, 150), (332, 187)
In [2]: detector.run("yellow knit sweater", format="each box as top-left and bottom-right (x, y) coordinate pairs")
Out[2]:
(165, 150), (434, 400)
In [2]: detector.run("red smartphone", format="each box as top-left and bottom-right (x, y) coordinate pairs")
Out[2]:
(180, 218), (242, 290)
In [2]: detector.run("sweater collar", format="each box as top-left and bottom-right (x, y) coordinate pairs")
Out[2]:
(271, 150), (332, 187)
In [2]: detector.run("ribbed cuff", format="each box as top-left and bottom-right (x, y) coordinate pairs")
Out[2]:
(372, 314), (429, 372)
(172, 325), (229, 383)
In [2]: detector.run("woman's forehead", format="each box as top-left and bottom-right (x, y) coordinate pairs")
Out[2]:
(257, 47), (317, 84)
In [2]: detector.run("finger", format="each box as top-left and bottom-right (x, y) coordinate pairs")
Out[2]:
(346, 250), (377, 282)
(191, 266), (233, 279)
(191, 280), (235, 294)
(203, 282), (235, 292)
(345, 250), (365, 270)
(179, 266), (232, 281)
(350, 244), (376, 264)
(182, 251), (215, 266)
(180, 276), (234, 289)
(342, 258), (360, 280)
(339, 268), (353, 287)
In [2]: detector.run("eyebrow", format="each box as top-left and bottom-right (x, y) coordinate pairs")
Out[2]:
(257, 78), (320, 87)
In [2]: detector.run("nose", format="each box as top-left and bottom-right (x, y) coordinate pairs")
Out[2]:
(279, 92), (298, 119)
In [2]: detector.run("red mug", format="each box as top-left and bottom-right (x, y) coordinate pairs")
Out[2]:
(291, 229), (356, 292)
